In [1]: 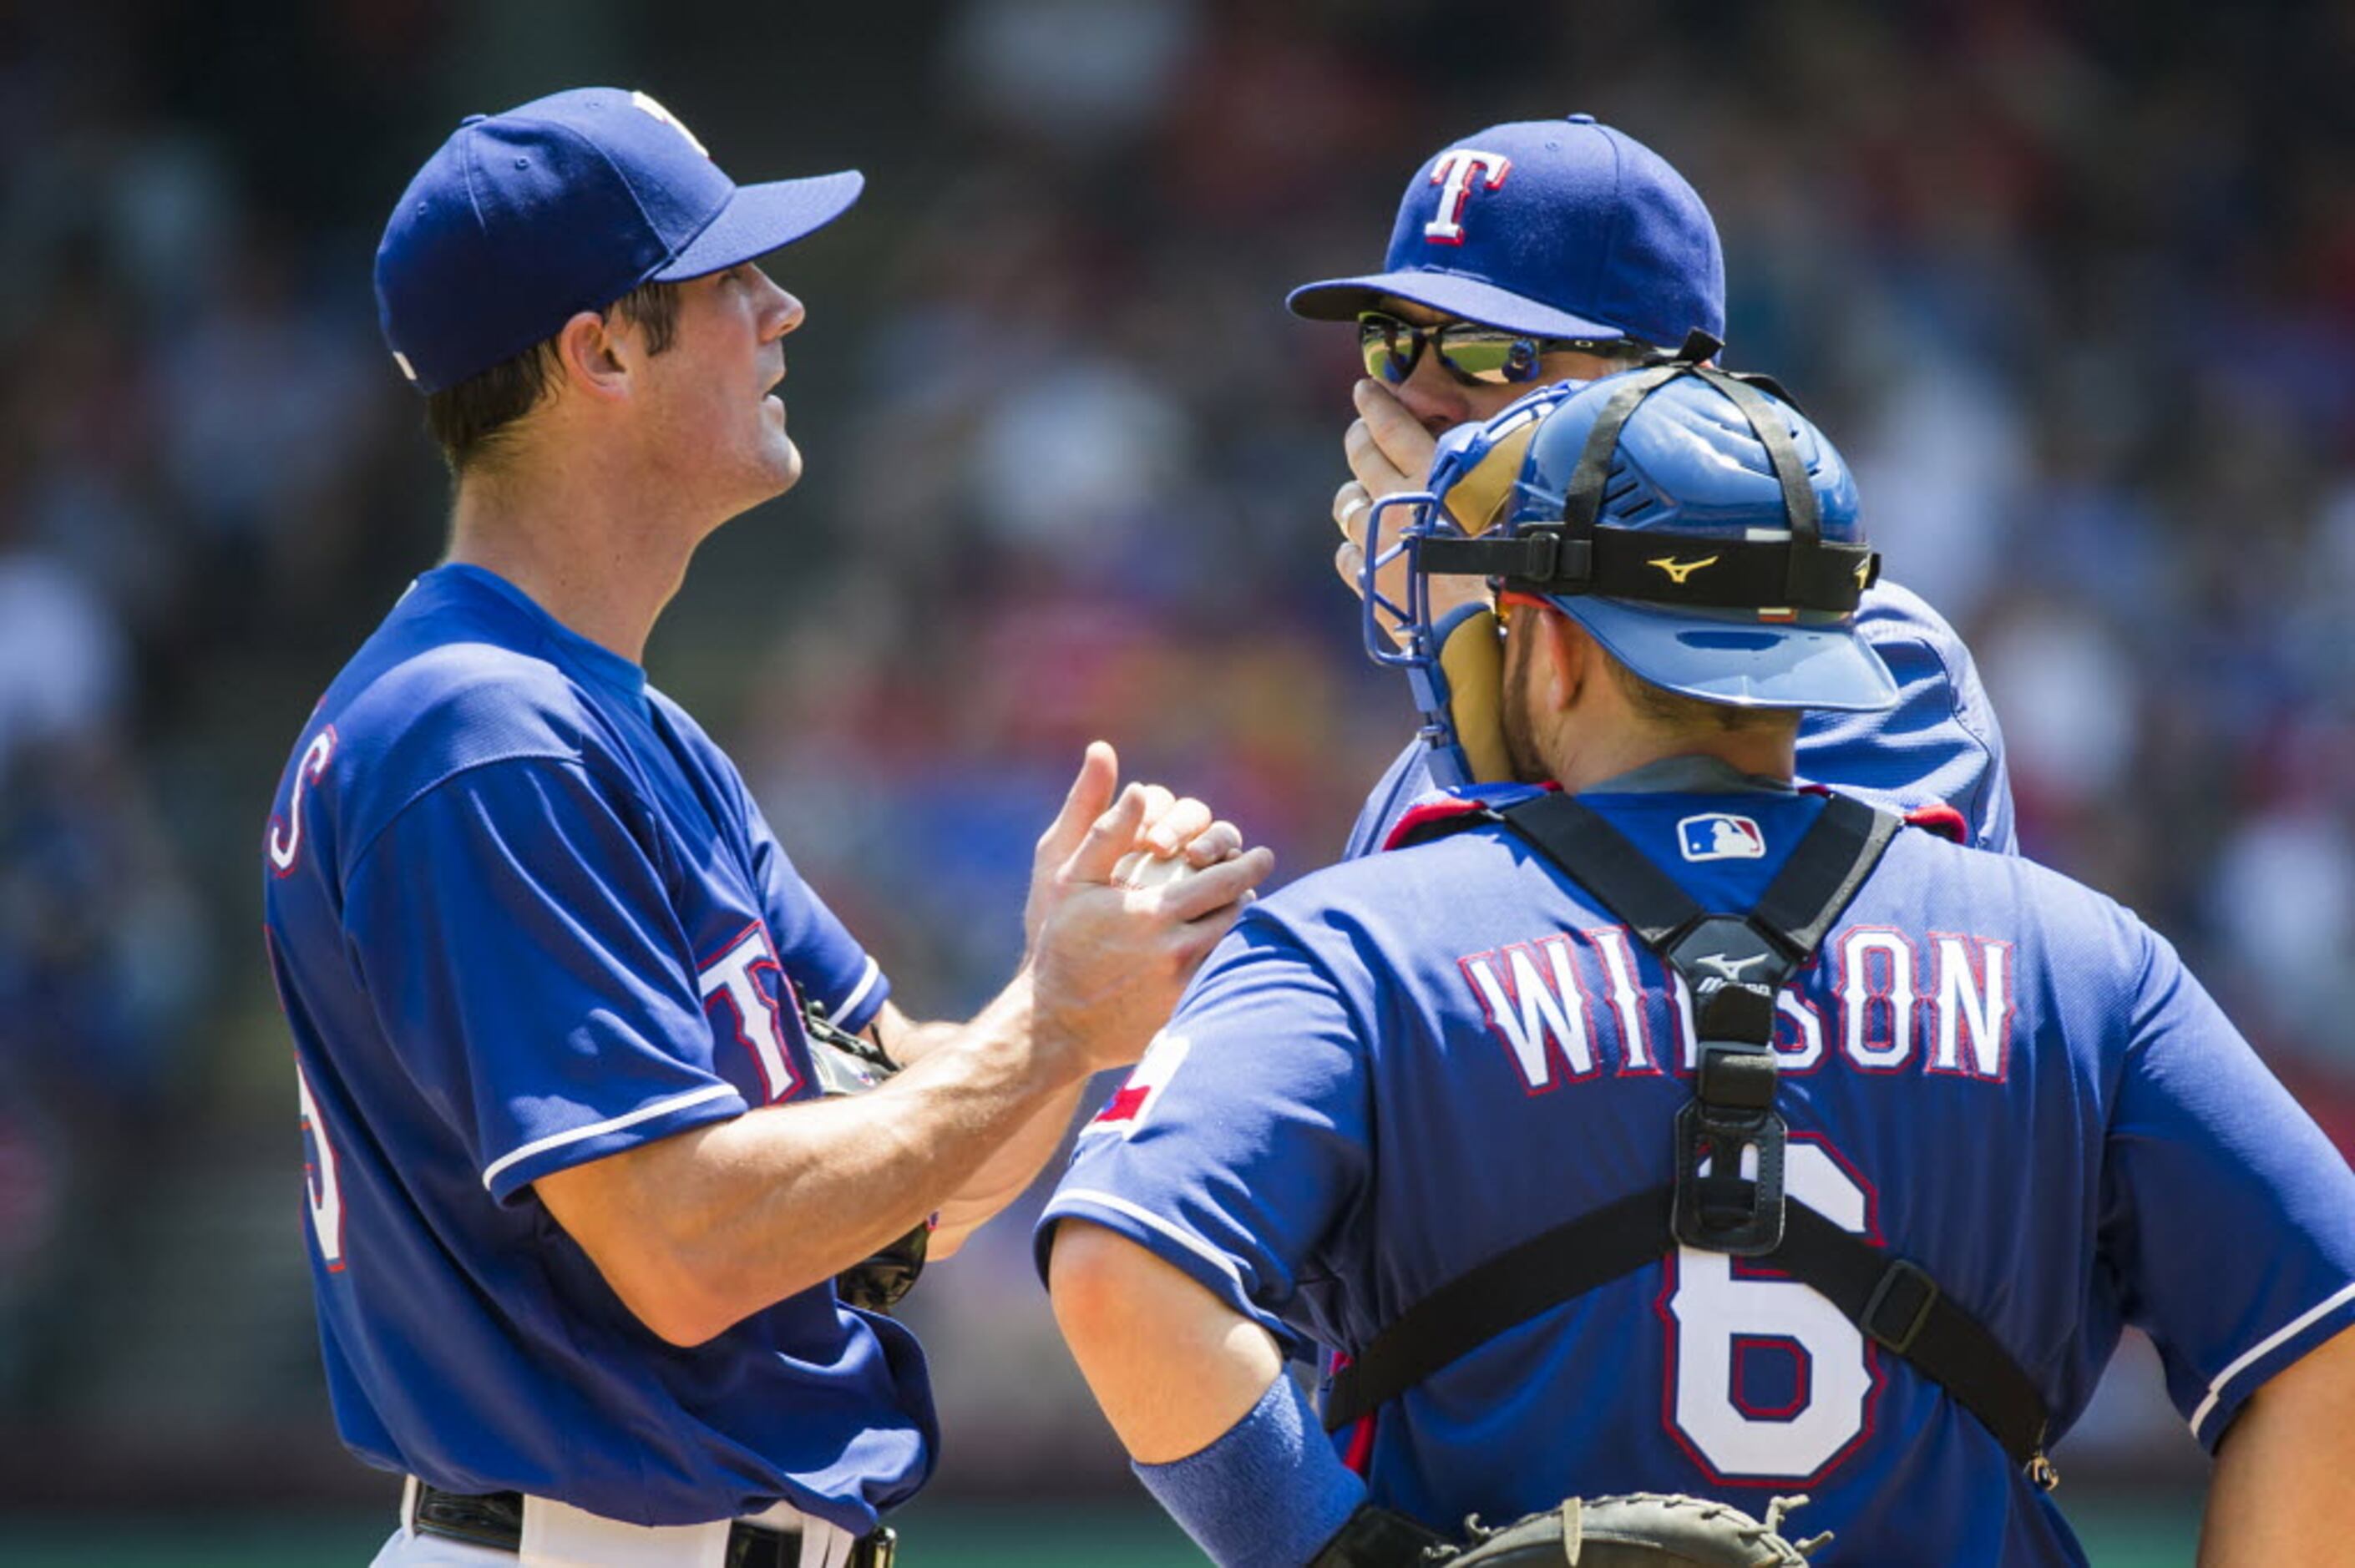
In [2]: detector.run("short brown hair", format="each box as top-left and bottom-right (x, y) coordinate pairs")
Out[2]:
(423, 279), (683, 473)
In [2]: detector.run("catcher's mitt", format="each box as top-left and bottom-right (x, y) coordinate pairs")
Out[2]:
(1435, 1493), (1830, 1567)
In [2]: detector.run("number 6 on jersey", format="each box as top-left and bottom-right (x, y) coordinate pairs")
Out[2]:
(1662, 1139), (1874, 1481)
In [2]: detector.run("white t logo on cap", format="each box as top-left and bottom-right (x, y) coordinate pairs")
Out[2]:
(1424, 148), (1512, 245)
(631, 90), (708, 158)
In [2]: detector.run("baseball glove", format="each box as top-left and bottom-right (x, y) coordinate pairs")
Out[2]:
(1434, 1494), (1829, 1567)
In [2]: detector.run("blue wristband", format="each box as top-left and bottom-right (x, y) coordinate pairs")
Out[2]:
(1132, 1372), (1366, 1568)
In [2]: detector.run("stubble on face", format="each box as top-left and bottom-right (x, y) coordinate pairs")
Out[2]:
(1498, 620), (1553, 786)
(639, 268), (803, 524)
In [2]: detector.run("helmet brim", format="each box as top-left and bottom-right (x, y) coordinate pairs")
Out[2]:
(1551, 595), (1901, 713)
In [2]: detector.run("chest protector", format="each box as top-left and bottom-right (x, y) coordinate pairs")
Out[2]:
(1326, 792), (2057, 1490)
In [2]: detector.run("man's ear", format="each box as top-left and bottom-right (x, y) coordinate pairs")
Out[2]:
(553, 309), (631, 404)
(1536, 604), (1592, 715)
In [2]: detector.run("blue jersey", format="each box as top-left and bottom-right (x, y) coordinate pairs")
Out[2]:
(1043, 763), (2355, 1565)
(1344, 580), (2018, 858)
(262, 564), (929, 1530)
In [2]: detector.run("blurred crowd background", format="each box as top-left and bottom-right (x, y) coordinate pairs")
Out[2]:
(0, 0), (2347, 1549)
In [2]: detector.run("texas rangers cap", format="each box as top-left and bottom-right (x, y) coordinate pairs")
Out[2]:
(1287, 115), (1723, 349)
(375, 87), (864, 394)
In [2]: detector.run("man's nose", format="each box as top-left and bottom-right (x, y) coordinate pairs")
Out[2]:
(757, 271), (804, 340)
(1394, 363), (1474, 436)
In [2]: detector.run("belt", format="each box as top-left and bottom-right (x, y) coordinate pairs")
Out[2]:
(412, 1482), (897, 1567)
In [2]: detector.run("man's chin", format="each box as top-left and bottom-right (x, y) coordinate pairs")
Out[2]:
(764, 437), (805, 498)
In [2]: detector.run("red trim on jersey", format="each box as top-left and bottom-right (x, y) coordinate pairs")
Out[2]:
(1730, 1333), (1813, 1420)
(1380, 797), (1490, 852)
(1329, 1350), (1378, 1474)
(1903, 803), (1970, 844)
(1380, 781), (1560, 853)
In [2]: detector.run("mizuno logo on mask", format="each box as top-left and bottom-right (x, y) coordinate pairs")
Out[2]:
(1648, 554), (1720, 584)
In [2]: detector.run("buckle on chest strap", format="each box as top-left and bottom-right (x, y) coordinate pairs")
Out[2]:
(1861, 1257), (1941, 1355)
(1676, 1083), (1780, 1252)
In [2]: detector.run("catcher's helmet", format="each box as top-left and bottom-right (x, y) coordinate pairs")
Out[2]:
(1381, 342), (1898, 730)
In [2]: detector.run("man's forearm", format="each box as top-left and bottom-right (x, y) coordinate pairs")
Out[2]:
(931, 1078), (1087, 1252)
(539, 971), (1086, 1343)
(869, 1003), (1089, 1252)
(1050, 1221), (1369, 1568)
(1049, 1218), (1283, 1460)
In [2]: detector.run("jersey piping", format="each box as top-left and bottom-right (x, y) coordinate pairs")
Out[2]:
(479, 1082), (743, 1192)
(2189, 1279), (2355, 1443)
(833, 956), (883, 1023)
(1055, 1189), (1248, 1287)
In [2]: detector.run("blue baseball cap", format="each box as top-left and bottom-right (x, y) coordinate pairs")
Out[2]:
(1287, 115), (1723, 349)
(375, 87), (864, 394)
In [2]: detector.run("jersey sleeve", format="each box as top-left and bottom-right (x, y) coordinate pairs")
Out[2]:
(1797, 581), (2019, 854)
(2101, 924), (2355, 1449)
(745, 793), (889, 1034)
(342, 757), (747, 1203)
(1035, 911), (1373, 1353)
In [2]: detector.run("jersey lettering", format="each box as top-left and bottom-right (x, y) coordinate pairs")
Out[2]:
(296, 1059), (347, 1272)
(1774, 991), (1826, 1071)
(1671, 972), (1699, 1072)
(698, 923), (802, 1102)
(1586, 927), (1660, 1075)
(266, 726), (338, 878)
(1661, 1140), (1876, 1483)
(1928, 934), (2015, 1080)
(1451, 924), (2012, 1088)
(1836, 928), (1917, 1071)
(1423, 149), (1511, 244)
(1461, 937), (1598, 1092)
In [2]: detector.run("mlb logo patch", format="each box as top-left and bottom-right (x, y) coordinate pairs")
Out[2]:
(1678, 812), (1765, 862)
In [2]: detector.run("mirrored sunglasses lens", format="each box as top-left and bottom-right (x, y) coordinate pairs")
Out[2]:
(1439, 333), (1540, 385)
(1359, 320), (1416, 384)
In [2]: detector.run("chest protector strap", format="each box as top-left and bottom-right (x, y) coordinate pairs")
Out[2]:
(1323, 792), (2057, 1489)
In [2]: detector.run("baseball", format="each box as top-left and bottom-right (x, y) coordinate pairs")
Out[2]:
(1111, 847), (1193, 892)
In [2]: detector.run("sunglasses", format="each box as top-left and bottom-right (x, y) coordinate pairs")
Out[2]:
(1495, 589), (1555, 635)
(1358, 311), (1643, 387)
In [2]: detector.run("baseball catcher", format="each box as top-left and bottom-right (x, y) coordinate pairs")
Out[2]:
(1039, 365), (2355, 1565)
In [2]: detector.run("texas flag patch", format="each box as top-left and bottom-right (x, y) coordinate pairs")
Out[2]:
(1085, 1032), (1192, 1137)
(1678, 812), (1766, 862)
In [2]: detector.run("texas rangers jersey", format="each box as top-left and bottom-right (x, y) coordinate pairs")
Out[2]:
(1344, 580), (2018, 858)
(263, 564), (927, 1530)
(1043, 762), (2355, 1565)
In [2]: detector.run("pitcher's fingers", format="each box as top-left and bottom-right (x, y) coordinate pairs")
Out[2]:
(1133, 782), (1177, 843)
(1175, 887), (1261, 956)
(1159, 846), (1275, 921)
(1343, 417), (1407, 493)
(1036, 741), (1120, 866)
(1067, 782), (1152, 883)
(1335, 539), (1368, 597)
(1144, 797), (1212, 857)
(1181, 820), (1243, 867)
(1334, 481), (1372, 545)
(1355, 378), (1440, 475)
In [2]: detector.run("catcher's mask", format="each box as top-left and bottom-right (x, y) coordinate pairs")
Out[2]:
(1362, 334), (1897, 785)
